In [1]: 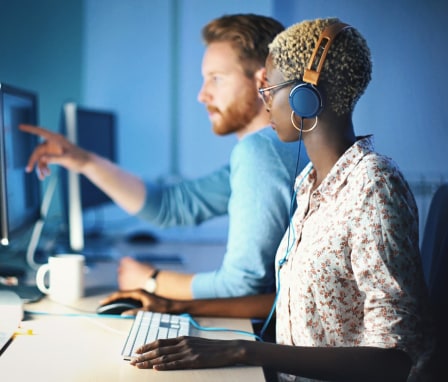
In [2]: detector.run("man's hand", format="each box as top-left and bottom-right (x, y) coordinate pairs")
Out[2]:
(19, 124), (91, 180)
(117, 256), (157, 290)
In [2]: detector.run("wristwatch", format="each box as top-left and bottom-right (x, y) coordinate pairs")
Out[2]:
(144, 269), (160, 293)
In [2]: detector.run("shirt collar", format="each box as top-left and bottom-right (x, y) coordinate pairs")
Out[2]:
(297, 135), (375, 197)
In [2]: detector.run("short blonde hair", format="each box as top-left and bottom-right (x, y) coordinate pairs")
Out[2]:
(269, 18), (372, 115)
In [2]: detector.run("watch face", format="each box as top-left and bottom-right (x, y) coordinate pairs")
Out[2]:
(145, 278), (157, 293)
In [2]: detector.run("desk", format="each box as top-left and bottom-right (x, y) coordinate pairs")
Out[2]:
(0, 261), (265, 382)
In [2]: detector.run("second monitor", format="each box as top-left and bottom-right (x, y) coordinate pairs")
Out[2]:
(59, 102), (117, 253)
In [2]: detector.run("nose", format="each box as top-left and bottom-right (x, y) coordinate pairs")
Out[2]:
(197, 83), (209, 104)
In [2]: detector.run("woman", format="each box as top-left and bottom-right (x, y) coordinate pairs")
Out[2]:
(102, 18), (434, 381)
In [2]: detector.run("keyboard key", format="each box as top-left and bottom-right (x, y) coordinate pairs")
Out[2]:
(121, 311), (190, 360)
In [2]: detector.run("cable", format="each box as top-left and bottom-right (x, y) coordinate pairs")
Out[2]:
(259, 129), (312, 339)
(25, 309), (261, 341)
(181, 313), (263, 342)
(80, 316), (130, 335)
(24, 309), (133, 336)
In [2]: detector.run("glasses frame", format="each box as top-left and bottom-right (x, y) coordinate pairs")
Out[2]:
(258, 79), (298, 109)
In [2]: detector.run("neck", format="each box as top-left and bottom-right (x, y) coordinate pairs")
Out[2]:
(235, 108), (270, 140)
(303, 113), (355, 187)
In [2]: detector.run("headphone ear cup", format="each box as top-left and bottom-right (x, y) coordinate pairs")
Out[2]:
(289, 83), (323, 119)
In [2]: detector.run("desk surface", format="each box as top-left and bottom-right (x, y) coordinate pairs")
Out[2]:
(0, 260), (265, 382)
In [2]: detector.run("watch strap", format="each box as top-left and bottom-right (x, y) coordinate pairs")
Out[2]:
(144, 269), (160, 293)
(150, 269), (160, 280)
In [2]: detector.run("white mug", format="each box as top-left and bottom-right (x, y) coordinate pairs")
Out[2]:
(36, 254), (85, 304)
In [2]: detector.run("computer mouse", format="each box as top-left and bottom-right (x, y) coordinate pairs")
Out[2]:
(125, 230), (158, 244)
(96, 297), (143, 315)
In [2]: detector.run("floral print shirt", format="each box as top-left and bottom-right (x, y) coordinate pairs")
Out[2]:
(275, 136), (433, 381)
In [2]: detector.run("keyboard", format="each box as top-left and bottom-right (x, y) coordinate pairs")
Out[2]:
(0, 291), (23, 354)
(121, 311), (190, 360)
(0, 284), (43, 303)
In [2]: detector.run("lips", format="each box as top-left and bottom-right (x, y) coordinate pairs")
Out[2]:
(206, 106), (221, 120)
(206, 105), (219, 114)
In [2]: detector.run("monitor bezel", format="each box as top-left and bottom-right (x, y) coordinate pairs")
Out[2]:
(0, 82), (41, 246)
(59, 102), (117, 252)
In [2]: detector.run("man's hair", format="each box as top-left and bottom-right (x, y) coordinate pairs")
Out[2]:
(269, 18), (372, 115)
(202, 14), (284, 77)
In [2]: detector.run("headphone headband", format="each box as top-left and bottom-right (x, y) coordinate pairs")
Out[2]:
(289, 21), (352, 119)
(303, 22), (351, 86)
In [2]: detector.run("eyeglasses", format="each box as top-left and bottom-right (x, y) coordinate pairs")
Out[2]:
(258, 79), (298, 109)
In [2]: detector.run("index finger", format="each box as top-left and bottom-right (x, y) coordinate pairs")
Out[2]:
(19, 124), (58, 140)
(99, 290), (130, 305)
(136, 337), (181, 354)
(100, 289), (144, 305)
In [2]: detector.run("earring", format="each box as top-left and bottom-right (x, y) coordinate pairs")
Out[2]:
(291, 111), (318, 133)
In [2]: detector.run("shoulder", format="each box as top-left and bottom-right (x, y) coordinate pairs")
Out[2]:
(358, 152), (403, 183)
(232, 127), (298, 161)
(353, 152), (415, 207)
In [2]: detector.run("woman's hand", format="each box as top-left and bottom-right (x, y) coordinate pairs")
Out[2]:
(130, 337), (245, 370)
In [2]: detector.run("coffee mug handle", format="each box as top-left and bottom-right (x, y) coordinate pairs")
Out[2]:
(36, 264), (51, 295)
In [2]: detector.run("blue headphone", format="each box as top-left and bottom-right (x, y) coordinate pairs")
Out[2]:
(289, 22), (352, 119)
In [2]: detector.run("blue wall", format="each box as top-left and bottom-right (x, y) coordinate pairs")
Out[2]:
(1, 0), (447, 239)
(0, 0), (83, 132)
(82, 0), (273, 180)
(3, 0), (446, 180)
(81, 0), (448, 183)
(277, 0), (448, 182)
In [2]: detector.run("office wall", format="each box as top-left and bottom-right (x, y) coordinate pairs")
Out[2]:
(84, 0), (448, 183)
(275, 0), (448, 235)
(0, 0), (83, 132)
(0, 0), (84, 233)
(278, 0), (448, 180)
(83, 0), (448, 238)
(1, 0), (446, 239)
(3, 0), (445, 183)
(82, 0), (273, 181)
(81, 0), (274, 238)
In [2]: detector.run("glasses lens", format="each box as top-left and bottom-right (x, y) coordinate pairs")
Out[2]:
(259, 80), (296, 108)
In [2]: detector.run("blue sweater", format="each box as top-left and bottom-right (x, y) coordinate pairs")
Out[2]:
(137, 127), (308, 298)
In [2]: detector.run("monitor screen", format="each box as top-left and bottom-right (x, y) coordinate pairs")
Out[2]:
(59, 102), (117, 252)
(0, 83), (41, 247)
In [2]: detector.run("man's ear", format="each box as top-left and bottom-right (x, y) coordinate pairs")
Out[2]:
(254, 67), (267, 89)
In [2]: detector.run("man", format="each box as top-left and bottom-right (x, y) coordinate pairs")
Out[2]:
(21, 14), (307, 300)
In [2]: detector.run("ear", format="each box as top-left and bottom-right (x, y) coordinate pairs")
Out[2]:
(254, 67), (267, 89)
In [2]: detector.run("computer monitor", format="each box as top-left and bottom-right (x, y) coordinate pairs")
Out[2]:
(0, 83), (41, 268)
(59, 102), (117, 252)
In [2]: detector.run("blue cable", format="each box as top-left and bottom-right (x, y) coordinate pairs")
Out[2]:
(259, 137), (312, 340)
(181, 313), (263, 342)
(25, 310), (262, 341)
(24, 310), (134, 319)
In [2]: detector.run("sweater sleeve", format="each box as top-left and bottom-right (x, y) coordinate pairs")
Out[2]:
(136, 166), (230, 227)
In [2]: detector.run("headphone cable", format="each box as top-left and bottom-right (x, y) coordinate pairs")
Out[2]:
(260, 124), (309, 339)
